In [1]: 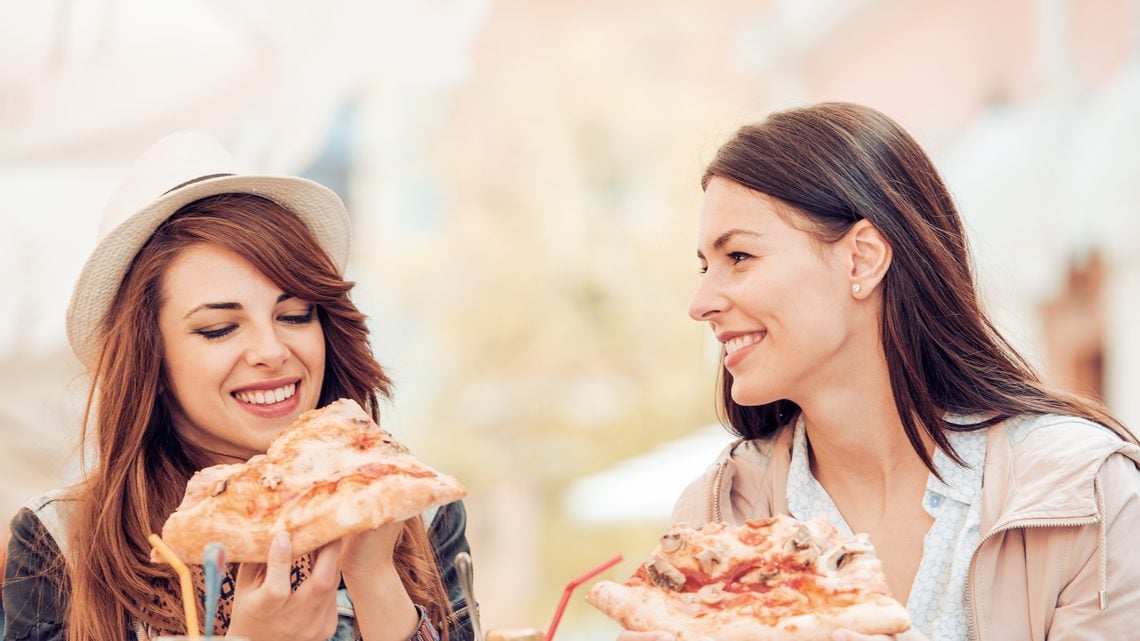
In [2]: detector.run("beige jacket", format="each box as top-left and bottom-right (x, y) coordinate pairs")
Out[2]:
(672, 415), (1140, 641)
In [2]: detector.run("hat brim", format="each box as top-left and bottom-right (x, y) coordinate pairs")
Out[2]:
(66, 174), (350, 371)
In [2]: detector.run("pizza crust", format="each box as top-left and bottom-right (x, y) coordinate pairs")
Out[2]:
(588, 581), (909, 641)
(587, 517), (912, 641)
(159, 399), (466, 562)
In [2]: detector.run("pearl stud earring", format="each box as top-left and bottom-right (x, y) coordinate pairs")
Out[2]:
(852, 283), (862, 294)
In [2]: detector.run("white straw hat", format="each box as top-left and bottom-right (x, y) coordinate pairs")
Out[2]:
(66, 130), (351, 372)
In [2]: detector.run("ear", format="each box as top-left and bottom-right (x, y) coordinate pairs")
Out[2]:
(842, 220), (891, 299)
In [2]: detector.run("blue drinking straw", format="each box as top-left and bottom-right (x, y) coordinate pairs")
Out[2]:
(203, 543), (226, 636)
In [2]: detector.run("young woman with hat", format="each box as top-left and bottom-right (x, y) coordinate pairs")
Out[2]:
(2, 132), (474, 641)
(619, 103), (1140, 641)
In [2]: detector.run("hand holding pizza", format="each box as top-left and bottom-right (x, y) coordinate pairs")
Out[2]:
(156, 400), (464, 640)
(340, 519), (404, 577)
(227, 531), (344, 641)
(340, 521), (422, 641)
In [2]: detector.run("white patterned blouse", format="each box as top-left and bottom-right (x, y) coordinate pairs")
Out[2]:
(784, 415), (987, 641)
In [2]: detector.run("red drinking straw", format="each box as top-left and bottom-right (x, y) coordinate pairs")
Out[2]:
(544, 553), (623, 641)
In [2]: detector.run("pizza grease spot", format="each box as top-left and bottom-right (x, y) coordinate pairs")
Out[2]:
(351, 429), (385, 451)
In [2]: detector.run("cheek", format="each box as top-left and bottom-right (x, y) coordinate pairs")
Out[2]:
(160, 331), (234, 398)
(299, 328), (327, 373)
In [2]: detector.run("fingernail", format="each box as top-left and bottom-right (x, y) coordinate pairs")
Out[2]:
(273, 531), (291, 549)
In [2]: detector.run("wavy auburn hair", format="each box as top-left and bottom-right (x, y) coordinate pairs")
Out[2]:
(67, 194), (451, 640)
(703, 102), (1136, 470)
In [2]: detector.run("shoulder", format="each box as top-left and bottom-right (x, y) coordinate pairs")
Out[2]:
(997, 414), (1140, 469)
(981, 414), (1140, 524)
(671, 426), (793, 526)
(1002, 413), (1123, 445)
(427, 500), (466, 539)
(19, 488), (80, 558)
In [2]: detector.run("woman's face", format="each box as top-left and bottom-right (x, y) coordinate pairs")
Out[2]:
(689, 177), (860, 406)
(158, 243), (326, 463)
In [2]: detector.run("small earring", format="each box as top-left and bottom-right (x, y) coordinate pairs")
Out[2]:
(852, 283), (862, 294)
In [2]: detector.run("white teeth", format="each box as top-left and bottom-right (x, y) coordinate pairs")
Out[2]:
(725, 332), (764, 354)
(235, 383), (297, 405)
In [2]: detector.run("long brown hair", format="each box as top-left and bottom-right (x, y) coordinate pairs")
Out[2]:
(703, 102), (1136, 471)
(67, 194), (451, 640)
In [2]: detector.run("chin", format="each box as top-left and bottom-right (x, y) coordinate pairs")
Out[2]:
(729, 385), (780, 407)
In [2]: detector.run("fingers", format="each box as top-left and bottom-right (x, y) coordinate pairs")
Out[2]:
(304, 539), (343, 593)
(259, 531), (295, 600)
(234, 558), (264, 588)
(832, 632), (894, 641)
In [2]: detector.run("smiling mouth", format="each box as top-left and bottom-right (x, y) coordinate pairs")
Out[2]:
(725, 332), (765, 354)
(233, 382), (297, 406)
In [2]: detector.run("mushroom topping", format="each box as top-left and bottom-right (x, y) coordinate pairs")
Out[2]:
(793, 545), (822, 565)
(695, 548), (722, 575)
(818, 540), (872, 573)
(782, 523), (815, 554)
(793, 523), (813, 547)
(210, 479), (229, 497)
(645, 558), (687, 591)
(659, 531), (685, 554)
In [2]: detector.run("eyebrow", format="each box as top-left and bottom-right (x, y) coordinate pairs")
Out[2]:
(697, 229), (765, 259)
(183, 293), (294, 319)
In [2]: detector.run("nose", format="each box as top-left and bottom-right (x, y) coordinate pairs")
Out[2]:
(688, 272), (728, 322)
(245, 324), (290, 369)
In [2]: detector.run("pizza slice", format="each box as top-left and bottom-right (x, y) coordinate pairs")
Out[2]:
(159, 398), (466, 562)
(587, 516), (910, 641)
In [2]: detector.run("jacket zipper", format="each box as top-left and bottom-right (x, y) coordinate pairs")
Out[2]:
(709, 459), (729, 523)
(964, 515), (1098, 641)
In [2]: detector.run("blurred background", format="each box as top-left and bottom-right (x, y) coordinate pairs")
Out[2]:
(1, 0), (1138, 639)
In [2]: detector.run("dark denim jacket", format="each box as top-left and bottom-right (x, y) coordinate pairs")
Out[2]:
(2, 497), (474, 641)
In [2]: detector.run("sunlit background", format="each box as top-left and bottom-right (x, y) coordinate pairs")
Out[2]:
(2, 1), (1138, 639)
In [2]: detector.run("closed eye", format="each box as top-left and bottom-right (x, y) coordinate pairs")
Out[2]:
(279, 305), (316, 325)
(195, 325), (235, 340)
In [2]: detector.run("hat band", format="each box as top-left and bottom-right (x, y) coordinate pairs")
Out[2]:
(161, 173), (236, 196)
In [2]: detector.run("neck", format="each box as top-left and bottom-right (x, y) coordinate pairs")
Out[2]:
(795, 354), (933, 496)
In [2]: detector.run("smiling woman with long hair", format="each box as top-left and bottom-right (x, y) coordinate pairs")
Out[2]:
(2, 133), (474, 641)
(618, 103), (1140, 641)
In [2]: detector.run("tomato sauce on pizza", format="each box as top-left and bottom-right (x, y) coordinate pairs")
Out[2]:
(158, 399), (466, 563)
(587, 516), (910, 640)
